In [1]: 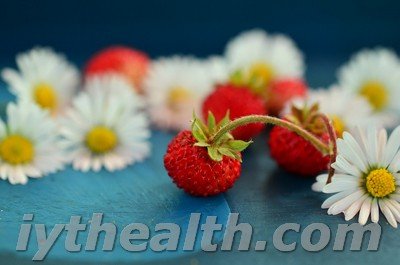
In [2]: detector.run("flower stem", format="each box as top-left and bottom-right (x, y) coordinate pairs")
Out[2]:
(210, 115), (331, 155)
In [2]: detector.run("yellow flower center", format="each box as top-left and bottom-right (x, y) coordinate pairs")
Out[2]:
(85, 126), (117, 154)
(33, 83), (58, 112)
(230, 62), (275, 96)
(249, 62), (275, 86)
(331, 115), (346, 138)
(0, 135), (34, 164)
(167, 87), (193, 111)
(359, 81), (388, 111)
(365, 168), (396, 198)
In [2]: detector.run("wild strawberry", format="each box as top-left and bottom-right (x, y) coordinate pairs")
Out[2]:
(164, 113), (251, 196)
(164, 108), (332, 195)
(202, 83), (267, 141)
(266, 78), (308, 115)
(268, 104), (330, 177)
(84, 46), (149, 92)
(164, 130), (242, 196)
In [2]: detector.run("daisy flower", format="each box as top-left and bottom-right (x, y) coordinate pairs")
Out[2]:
(1, 47), (80, 116)
(144, 56), (213, 131)
(204, 56), (229, 84)
(337, 48), (400, 126)
(0, 102), (65, 184)
(313, 126), (400, 228)
(286, 86), (378, 137)
(60, 75), (150, 172)
(225, 29), (304, 96)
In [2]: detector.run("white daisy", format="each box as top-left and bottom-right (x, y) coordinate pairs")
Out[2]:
(286, 86), (378, 137)
(313, 126), (400, 228)
(204, 56), (229, 84)
(225, 29), (304, 96)
(0, 102), (65, 184)
(1, 47), (80, 116)
(60, 75), (151, 172)
(144, 56), (213, 131)
(337, 48), (400, 126)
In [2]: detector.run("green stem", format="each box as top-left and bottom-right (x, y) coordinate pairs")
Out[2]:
(210, 115), (331, 155)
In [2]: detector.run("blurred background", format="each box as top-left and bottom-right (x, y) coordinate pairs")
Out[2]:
(1, 0), (399, 86)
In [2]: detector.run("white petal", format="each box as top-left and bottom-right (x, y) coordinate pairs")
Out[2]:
(358, 197), (372, 225)
(312, 181), (325, 192)
(385, 199), (400, 222)
(388, 150), (400, 173)
(371, 198), (379, 223)
(377, 128), (387, 164)
(337, 136), (368, 172)
(321, 188), (358, 209)
(328, 190), (365, 215)
(8, 166), (28, 185)
(365, 126), (379, 165)
(344, 194), (368, 221)
(323, 179), (358, 193)
(383, 126), (400, 165)
(379, 200), (398, 228)
(331, 155), (361, 177)
(390, 193), (400, 202)
(92, 157), (102, 172)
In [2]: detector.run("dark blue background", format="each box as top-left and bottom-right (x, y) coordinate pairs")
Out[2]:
(1, 0), (400, 85)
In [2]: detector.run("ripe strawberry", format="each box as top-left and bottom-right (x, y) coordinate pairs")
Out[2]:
(164, 130), (242, 196)
(268, 104), (330, 177)
(164, 113), (250, 196)
(84, 46), (149, 92)
(266, 78), (308, 116)
(202, 83), (267, 141)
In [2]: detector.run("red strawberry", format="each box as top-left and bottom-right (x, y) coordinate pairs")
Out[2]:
(268, 104), (330, 177)
(164, 130), (242, 196)
(164, 113), (251, 196)
(266, 78), (308, 116)
(202, 83), (267, 141)
(84, 46), (149, 92)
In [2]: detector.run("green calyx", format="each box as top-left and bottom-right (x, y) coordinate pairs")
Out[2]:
(286, 103), (325, 136)
(191, 111), (252, 162)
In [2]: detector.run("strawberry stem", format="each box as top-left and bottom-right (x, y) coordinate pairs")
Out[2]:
(318, 114), (337, 184)
(210, 115), (331, 155)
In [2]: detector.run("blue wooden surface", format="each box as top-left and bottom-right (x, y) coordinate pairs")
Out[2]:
(0, 131), (231, 263)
